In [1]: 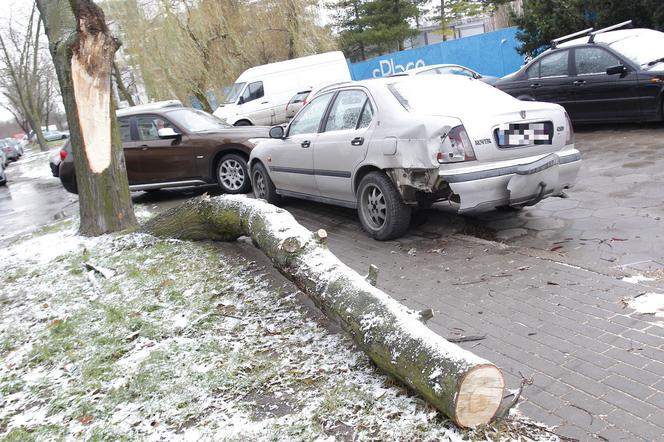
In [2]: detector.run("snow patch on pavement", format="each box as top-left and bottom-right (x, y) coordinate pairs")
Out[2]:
(621, 274), (655, 284)
(628, 292), (664, 318)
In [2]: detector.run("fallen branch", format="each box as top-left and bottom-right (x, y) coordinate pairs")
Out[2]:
(495, 371), (533, 419)
(142, 195), (505, 428)
(447, 335), (487, 343)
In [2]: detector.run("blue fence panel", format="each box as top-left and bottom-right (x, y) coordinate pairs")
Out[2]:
(349, 27), (525, 80)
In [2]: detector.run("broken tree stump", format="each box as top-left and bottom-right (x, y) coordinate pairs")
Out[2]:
(142, 195), (504, 428)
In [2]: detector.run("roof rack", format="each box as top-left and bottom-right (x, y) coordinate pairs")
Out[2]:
(551, 27), (593, 48)
(588, 20), (633, 42)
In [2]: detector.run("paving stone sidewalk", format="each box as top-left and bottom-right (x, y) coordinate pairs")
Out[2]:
(287, 203), (664, 441)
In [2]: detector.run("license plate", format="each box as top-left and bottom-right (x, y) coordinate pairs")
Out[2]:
(496, 122), (553, 147)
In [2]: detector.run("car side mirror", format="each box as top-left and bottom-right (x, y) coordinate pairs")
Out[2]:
(606, 65), (628, 76)
(157, 128), (180, 139)
(269, 126), (285, 139)
(237, 96), (245, 105)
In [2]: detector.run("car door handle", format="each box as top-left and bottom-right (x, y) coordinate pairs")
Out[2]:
(573, 80), (586, 86)
(261, 101), (269, 104)
(350, 137), (364, 146)
(301, 140), (311, 148)
(140, 145), (149, 150)
(530, 83), (541, 89)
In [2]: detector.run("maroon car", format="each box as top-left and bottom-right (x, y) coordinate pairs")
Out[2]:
(60, 104), (269, 194)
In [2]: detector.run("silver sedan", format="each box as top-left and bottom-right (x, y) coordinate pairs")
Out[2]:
(249, 75), (581, 240)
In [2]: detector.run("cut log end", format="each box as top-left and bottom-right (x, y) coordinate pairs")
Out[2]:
(454, 364), (505, 428)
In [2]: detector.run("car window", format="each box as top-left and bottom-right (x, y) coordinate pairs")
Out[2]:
(575, 47), (620, 75)
(526, 61), (540, 79)
(241, 81), (264, 103)
(539, 50), (569, 78)
(438, 66), (474, 77)
(118, 118), (132, 142)
(135, 115), (179, 141)
(288, 93), (333, 136)
(357, 101), (374, 129)
(324, 90), (369, 132)
(290, 91), (310, 105)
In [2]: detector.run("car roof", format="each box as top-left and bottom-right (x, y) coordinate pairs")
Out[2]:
(555, 28), (651, 49)
(405, 64), (475, 74)
(116, 100), (183, 117)
(316, 74), (480, 95)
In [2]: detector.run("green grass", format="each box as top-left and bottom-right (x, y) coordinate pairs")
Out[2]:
(0, 229), (546, 441)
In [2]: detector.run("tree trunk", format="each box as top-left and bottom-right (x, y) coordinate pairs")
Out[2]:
(192, 87), (212, 113)
(440, 0), (447, 41)
(286, 0), (299, 59)
(37, 0), (137, 236)
(142, 195), (505, 428)
(112, 61), (135, 107)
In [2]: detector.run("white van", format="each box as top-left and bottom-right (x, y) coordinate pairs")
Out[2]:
(213, 51), (352, 126)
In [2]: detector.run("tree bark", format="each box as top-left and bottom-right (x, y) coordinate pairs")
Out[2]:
(37, 0), (137, 236)
(142, 195), (505, 428)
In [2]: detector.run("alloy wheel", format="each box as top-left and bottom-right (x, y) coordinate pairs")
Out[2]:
(364, 184), (387, 229)
(219, 159), (245, 191)
(254, 170), (267, 199)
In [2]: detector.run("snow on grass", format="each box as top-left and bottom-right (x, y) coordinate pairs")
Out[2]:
(0, 221), (555, 441)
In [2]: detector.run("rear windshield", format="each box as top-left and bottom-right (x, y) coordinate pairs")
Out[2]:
(167, 108), (231, 132)
(387, 76), (516, 114)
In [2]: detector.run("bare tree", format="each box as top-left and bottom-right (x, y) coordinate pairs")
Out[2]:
(37, 0), (137, 236)
(104, 0), (334, 110)
(0, 3), (50, 149)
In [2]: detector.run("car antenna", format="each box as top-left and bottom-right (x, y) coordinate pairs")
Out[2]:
(588, 20), (633, 43)
(551, 27), (594, 49)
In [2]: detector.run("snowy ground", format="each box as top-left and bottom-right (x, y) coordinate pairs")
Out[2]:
(0, 221), (557, 441)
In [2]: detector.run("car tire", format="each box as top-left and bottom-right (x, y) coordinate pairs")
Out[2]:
(357, 171), (411, 241)
(252, 162), (281, 205)
(216, 154), (251, 194)
(234, 120), (252, 126)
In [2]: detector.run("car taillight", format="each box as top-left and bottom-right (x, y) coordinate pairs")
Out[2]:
(564, 112), (574, 145)
(59, 149), (68, 161)
(437, 125), (476, 163)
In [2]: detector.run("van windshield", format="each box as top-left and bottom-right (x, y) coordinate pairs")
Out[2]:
(223, 82), (246, 104)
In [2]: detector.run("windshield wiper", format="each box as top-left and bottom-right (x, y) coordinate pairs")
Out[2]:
(646, 57), (664, 66)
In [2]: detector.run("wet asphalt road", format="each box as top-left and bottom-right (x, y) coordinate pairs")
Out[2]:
(0, 149), (78, 243)
(2, 122), (664, 276)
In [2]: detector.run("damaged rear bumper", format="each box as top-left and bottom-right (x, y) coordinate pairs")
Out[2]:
(439, 150), (582, 213)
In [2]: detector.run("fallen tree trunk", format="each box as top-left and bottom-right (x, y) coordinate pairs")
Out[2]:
(142, 195), (504, 428)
